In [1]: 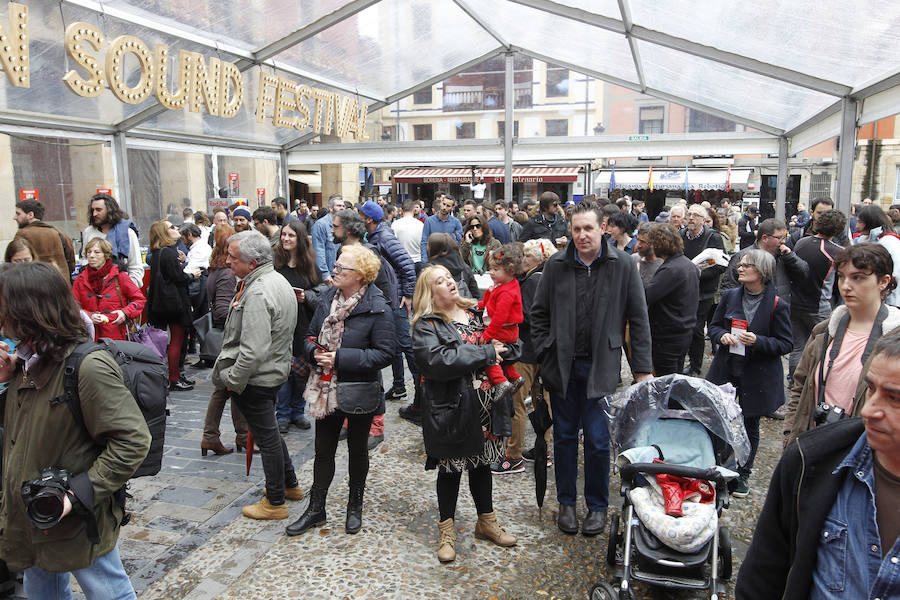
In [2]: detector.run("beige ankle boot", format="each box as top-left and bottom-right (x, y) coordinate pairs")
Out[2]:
(474, 511), (516, 547)
(437, 518), (456, 562)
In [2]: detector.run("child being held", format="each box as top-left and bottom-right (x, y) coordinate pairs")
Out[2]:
(477, 243), (525, 399)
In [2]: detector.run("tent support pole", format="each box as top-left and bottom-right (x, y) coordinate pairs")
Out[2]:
(836, 97), (858, 214)
(775, 136), (788, 221)
(280, 150), (290, 202)
(114, 133), (132, 217)
(504, 52), (514, 205)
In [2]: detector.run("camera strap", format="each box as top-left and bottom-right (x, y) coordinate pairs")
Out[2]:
(816, 304), (888, 406)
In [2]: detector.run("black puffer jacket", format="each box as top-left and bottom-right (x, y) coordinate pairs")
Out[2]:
(305, 284), (395, 383)
(412, 311), (497, 460)
(518, 263), (544, 363)
(519, 213), (568, 243)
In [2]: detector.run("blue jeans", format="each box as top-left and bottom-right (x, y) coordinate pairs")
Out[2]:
(550, 358), (610, 512)
(276, 371), (307, 424)
(24, 545), (135, 600)
(390, 305), (419, 389)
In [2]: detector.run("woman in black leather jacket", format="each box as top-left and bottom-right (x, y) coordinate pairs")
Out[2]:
(410, 265), (517, 563)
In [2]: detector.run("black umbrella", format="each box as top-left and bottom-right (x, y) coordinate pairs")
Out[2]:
(528, 370), (553, 509)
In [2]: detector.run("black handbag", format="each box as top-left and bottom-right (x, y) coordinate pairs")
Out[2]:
(192, 312), (224, 361)
(422, 377), (483, 460)
(336, 380), (382, 414)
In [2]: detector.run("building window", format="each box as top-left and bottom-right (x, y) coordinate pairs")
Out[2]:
(687, 109), (737, 133)
(498, 120), (519, 138)
(546, 119), (568, 137)
(456, 122), (475, 139)
(413, 87), (432, 104)
(413, 124), (432, 140)
(639, 106), (665, 134)
(546, 66), (569, 97)
(810, 172), (832, 199)
(381, 126), (397, 141)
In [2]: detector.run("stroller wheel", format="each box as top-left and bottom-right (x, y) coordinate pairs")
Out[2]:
(589, 582), (617, 600)
(718, 526), (733, 581)
(605, 513), (620, 566)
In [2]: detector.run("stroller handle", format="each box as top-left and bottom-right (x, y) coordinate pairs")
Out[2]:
(619, 462), (728, 496)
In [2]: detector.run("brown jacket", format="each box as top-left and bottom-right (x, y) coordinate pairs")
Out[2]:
(14, 221), (75, 281)
(783, 304), (900, 449)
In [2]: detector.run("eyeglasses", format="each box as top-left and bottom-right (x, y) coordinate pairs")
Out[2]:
(333, 264), (357, 274)
(737, 263), (757, 270)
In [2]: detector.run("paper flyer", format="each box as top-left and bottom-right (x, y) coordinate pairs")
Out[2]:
(730, 319), (748, 356)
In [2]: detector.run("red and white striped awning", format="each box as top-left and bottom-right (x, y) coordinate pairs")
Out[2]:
(392, 166), (581, 184)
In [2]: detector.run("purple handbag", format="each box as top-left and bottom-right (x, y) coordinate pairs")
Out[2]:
(128, 324), (169, 359)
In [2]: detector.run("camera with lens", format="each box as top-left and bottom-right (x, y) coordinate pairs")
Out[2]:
(21, 467), (72, 530)
(814, 403), (849, 426)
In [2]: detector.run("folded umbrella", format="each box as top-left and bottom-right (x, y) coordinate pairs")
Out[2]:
(245, 430), (254, 476)
(528, 371), (553, 509)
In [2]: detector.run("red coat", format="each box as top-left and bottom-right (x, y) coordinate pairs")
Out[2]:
(478, 278), (523, 343)
(73, 264), (146, 340)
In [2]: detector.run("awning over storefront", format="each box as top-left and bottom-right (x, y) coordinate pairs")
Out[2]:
(393, 167), (581, 184)
(289, 172), (322, 192)
(594, 168), (753, 191)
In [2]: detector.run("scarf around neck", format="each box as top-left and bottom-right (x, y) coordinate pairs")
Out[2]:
(87, 260), (113, 294)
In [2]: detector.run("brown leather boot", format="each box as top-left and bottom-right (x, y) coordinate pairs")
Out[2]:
(242, 497), (288, 520)
(264, 486), (304, 501)
(437, 518), (456, 562)
(474, 511), (516, 547)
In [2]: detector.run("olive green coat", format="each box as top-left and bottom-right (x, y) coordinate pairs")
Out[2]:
(0, 346), (150, 572)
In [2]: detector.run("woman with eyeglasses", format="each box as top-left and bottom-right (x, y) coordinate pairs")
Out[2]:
(147, 219), (201, 391)
(785, 243), (900, 448)
(460, 215), (501, 275)
(286, 244), (395, 537)
(706, 249), (793, 497)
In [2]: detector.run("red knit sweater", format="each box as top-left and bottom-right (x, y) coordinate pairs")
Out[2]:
(478, 278), (523, 343)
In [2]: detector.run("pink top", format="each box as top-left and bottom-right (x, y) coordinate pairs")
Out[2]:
(816, 329), (869, 413)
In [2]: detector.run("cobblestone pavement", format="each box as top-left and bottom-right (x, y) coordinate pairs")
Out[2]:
(13, 357), (783, 600)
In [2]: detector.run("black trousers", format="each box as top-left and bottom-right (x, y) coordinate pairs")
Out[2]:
(436, 464), (493, 521)
(789, 309), (826, 378)
(232, 384), (298, 505)
(688, 297), (715, 373)
(313, 410), (374, 492)
(652, 335), (691, 376)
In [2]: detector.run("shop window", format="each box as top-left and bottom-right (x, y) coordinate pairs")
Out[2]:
(498, 120), (519, 138)
(413, 124), (432, 140)
(810, 172), (832, 199)
(381, 126), (397, 141)
(456, 122), (476, 139)
(546, 119), (568, 137)
(546, 66), (569, 97)
(216, 155), (279, 210)
(639, 106), (665, 134)
(413, 87), (433, 104)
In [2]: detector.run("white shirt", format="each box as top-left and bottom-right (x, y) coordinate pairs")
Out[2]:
(184, 239), (212, 273)
(392, 215), (425, 263)
(81, 225), (143, 288)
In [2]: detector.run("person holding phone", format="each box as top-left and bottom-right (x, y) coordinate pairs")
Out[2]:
(460, 215), (500, 275)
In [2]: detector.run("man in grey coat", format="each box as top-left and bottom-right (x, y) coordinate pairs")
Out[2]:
(212, 231), (300, 520)
(531, 203), (652, 537)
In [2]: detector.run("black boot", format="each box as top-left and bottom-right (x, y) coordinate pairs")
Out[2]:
(345, 485), (364, 534)
(285, 487), (327, 536)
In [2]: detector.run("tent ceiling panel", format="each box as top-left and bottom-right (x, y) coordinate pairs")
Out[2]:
(628, 0), (900, 90)
(539, 0), (622, 18)
(275, 0), (498, 100)
(637, 41), (838, 132)
(102, 0), (348, 52)
(478, 0), (640, 86)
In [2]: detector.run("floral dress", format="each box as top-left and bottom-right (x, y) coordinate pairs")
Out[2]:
(425, 312), (506, 473)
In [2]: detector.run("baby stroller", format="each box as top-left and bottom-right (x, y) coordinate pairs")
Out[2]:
(590, 375), (750, 600)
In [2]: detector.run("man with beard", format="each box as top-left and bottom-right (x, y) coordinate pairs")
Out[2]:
(13, 198), (75, 281)
(230, 206), (252, 233)
(252, 206), (281, 247)
(420, 194), (462, 262)
(80, 193), (142, 287)
(310, 194), (346, 284)
(631, 221), (663, 285)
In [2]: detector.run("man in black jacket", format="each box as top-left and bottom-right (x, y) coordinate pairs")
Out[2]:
(531, 203), (652, 537)
(681, 204), (726, 376)
(737, 204), (758, 249)
(786, 196), (851, 249)
(518, 191), (569, 246)
(736, 334), (900, 599)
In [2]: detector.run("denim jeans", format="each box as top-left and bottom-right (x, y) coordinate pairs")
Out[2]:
(276, 371), (307, 424)
(550, 358), (610, 512)
(232, 383), (298, 504)
(390, 305), (419, 390)
(24, 545), (135, 600)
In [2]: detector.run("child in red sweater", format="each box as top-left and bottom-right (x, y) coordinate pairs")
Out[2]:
(478, 244), (525, 399)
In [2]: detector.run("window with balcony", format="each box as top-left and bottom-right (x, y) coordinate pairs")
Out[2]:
(639, 106), (665, 134)
(456, 122), (475, 139)
(413, 124), (432, 140)
(546, 119), (568, 136)
(546, 67), (569, 97)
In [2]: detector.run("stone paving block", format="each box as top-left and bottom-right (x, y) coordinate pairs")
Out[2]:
(120, 522), (184, 546)
(181, 578), (230, 600)
(153, 485), (222, 507)
(143, 501), (217, 523)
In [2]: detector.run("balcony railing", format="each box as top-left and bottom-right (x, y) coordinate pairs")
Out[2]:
(442, 86), (532, 112)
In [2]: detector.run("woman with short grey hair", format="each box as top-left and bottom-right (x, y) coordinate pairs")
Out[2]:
(706, 246), (792, 497)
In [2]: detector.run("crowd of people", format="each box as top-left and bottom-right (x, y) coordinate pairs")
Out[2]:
(1, 188), (900, 599)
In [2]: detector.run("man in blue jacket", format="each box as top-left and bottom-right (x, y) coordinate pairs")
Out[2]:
(361, 201), (419, 409)
(310, 194), (346, 284)
(420, 195), (462, 262)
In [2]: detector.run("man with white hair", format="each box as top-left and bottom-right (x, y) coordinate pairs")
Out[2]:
(668, 204), (686, 231)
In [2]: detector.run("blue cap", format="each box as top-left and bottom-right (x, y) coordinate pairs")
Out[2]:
(360, 200), (384, 222)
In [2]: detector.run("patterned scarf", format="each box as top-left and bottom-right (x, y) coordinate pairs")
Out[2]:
(87, 260), (113, 295)
(304, 286), (367, 419)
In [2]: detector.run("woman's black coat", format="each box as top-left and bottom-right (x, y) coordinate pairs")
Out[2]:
(147, 245), (194, 328)
(412, 311), (497, 459)
(706, 283), (793, 417)
(304, 284), (395, 383)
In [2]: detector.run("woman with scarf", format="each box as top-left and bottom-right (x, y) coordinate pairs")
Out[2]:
(285, 244), (395, 537)
(72, 237), (145, 341)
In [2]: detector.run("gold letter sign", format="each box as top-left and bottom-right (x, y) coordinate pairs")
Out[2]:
(0, 3), (29, 87)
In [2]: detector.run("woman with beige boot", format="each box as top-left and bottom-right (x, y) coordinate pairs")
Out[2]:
(411, 265), (518, 562)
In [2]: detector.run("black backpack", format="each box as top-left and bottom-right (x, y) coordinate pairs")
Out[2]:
(61, 338), (169, 478)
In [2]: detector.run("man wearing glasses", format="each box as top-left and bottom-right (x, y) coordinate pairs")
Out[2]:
(723, 218), (808, 304)
(519, 191), (569, 247)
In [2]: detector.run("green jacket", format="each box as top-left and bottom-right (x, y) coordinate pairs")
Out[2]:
(212, 262), (297, 393)
(0, 345), (150, 572)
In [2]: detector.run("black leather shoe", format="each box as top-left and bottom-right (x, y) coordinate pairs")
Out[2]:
(286, 488), (327, 537)
(179, 374), (196, 385)
(168, 380), (194, 392)
(557, 504), (578, 534)
(278, 421), (289, 435)
(582, 510), (607, 536)
(345, 486), (364, 534)
(292, 416), (311, 430)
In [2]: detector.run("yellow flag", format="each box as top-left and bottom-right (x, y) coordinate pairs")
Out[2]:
(648, 165), (654, 192)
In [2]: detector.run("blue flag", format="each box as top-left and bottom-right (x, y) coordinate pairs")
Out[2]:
(684, 164), (690, 198)
(609, 164), (616, 191)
